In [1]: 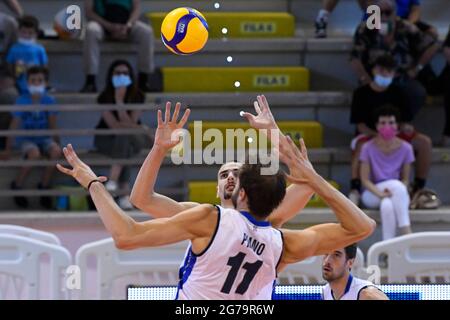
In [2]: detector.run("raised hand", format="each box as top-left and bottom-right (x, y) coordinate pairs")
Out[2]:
(154, 102), (191, 151)
(276, 136), (316, 184)
(56, 144), (107, 189)
(241, 95), (278, 130)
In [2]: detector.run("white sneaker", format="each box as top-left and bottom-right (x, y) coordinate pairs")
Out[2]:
(118, 196), (134, 210)
(348, 190), (361, 207)
(105, 180), (118, 192)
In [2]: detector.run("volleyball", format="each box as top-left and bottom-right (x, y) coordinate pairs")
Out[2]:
(161, 7), (209, 55)
(53, 7), (81, 40)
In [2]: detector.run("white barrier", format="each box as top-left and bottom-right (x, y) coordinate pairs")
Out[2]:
(367, 232), (450, 283)
(0, 224), (61, 245)
(0, 234), (72, 299)
(75, 238), (189, 299)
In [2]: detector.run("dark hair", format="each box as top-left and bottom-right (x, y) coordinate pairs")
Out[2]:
(97, 59), (144, 104)
(373, 104), (401, 124)
(26, 65), (49, 81)
(373, 54), (397, 71)
(238, 163), (286, 219)
(344, 243), (358, 260)
(18, 15), (39, 33)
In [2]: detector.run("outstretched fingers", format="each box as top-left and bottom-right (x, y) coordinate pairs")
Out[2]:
(171, 102), (181, 123)
(178, 108), (191, 127)
(157, 109), (163, 126)
(56, 163), (73, 176)
(164, 102), (171, 123)
(299, 138), (309, 160)
(253, 101), (262, 115)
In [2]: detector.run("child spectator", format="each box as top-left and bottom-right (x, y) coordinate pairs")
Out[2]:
(4, 66), (61, 209)
(6, 15), (48, 94)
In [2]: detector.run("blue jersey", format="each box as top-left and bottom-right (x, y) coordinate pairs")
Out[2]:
(13, 94), (57, 144)
(6, 42), (48, 94)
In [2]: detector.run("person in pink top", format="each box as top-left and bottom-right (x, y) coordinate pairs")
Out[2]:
(360, 105), (414, 240)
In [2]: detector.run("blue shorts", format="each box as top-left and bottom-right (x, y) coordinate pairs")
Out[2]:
(17, 138), (58, 158)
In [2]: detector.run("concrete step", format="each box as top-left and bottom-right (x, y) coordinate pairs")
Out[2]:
(1, 91), (445, 147)
(36, 38), (304, 91)
(147, 11), (295, 39)
(162, 67), (310, 92)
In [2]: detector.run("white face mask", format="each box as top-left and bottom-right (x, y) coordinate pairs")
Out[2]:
(28, 85), (46, 95)
(18, 37), (36, 46)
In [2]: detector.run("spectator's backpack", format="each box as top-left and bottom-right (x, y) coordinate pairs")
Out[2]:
(410, 189), (441, 210)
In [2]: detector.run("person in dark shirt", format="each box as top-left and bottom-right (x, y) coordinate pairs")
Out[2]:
(80, 0), (155, 93)
(94, 59), (152, 210)
(348, 54), (432, 205)
(441, 26), (450, 147)
(350, 0), (440, 118)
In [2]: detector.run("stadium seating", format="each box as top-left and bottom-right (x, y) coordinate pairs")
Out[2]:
(0, 234), (72, 299)
(75, 238), (189, 299)
(147, 12), (296, 38)
(367, 232), (450, 284)
(0, 224), (61, 245)
(162, 67), (310, 92)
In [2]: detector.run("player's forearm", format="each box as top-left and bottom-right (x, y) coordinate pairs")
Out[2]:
(89, 182), (138, 244)
(129, 145), (167, 211)
(307, 172), (375, 236)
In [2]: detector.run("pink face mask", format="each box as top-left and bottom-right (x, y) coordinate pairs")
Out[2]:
(378, 126), (397, 140)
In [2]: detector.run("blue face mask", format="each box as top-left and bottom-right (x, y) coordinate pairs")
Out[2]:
(112, 74), (132, 88)
(374, 74), (393, 88)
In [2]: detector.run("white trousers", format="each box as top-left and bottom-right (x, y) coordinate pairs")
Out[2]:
(361, 179), (411, 240)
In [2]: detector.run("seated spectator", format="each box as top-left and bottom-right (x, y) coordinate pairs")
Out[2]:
(395, 0), (437, 39)
(6, 15), (48, 94)
(350, 0), (440, 117)
(95, 59), (152, 210)
(349, 54), (432, 204)
(80, 0), (155, 93)
(360, 105), (413, 240)
(0, 65), (17, 157)
(4, 66), (62, 209)
(0, 0), (23, 62)
(441, 26), (450, 147)
(315, 0), (370, 38)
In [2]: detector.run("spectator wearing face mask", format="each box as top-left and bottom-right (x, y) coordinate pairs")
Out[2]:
(5, 15), (48, 95)
(94, 60), (152, 210)
(348, 54), (432, 206)
(350, 0), (440, 118)
(360, 105), (414, 240)
(4, 66), (61, 209)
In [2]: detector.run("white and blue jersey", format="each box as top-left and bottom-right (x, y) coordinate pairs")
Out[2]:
(322, 274), (381, 300)
(176, 205), (284, 300)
